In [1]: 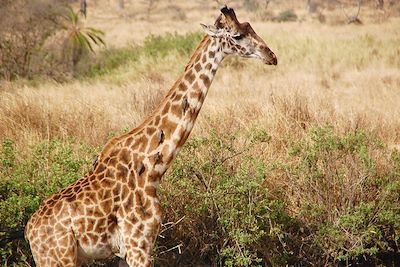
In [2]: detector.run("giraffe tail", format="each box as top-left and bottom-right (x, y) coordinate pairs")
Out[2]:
(0, 227), (25, 247)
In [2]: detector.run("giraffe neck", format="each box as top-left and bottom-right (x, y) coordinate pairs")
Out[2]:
(96, 35), (226, 185)
(147, 35), (225, 175)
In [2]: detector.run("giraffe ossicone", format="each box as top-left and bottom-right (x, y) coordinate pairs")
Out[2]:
(25, 6), (277, 267)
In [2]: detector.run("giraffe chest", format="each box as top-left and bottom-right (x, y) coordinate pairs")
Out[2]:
(77, 236), (115, 261)
(73, 215), (119, 260)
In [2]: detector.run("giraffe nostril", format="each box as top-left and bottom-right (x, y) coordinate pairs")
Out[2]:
(270, 52), (277, 64)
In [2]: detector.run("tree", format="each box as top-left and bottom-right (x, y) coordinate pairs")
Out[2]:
(0, 0), (60, 80)
(117, 0), (124, 11)
(336, 0), (363, 24)
(376, 0), (384, 9)
(307, 0), (318, 13)
(146, 0), (159, 19)
(60, 6), (105, 71)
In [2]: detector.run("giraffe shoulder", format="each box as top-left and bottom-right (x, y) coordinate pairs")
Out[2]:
(97, 136), (120, 163)
(97, 132), (133, 164)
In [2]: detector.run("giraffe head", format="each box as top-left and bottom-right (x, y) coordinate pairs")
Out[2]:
(201, 6), (277, 65)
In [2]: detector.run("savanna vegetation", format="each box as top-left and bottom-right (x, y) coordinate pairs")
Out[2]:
(1, 0), (399, 266)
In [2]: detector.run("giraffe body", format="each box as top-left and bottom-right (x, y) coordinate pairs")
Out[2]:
(25, 6), (277, 267)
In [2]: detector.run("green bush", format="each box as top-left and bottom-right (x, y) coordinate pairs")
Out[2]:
(142, 32), (203, 59)
(275, 10), (298, 22)
(158, 126), (399, 266)
(279, 126), (400, 264)
(79, 46), (140, 78)
(158, 129), (295, 266)
(0, 138), (95, 264)
(78, 31), (203, 79)
(1, 126), (398, 266)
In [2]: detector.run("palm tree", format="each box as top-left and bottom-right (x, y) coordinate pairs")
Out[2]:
(60, 6), (105, 71)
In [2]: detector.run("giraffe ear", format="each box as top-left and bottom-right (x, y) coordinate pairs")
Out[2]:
(200, 23), (222, 38)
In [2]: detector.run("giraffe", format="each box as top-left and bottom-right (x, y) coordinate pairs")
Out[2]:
(25, 6), (277, 267)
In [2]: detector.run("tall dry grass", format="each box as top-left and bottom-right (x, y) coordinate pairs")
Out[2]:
(1, 16), (399, 150)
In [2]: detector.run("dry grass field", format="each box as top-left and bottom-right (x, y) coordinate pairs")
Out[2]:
(1, 0), (399, 266)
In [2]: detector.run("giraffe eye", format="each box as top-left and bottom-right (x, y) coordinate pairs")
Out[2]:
(233, 34), (243, 40)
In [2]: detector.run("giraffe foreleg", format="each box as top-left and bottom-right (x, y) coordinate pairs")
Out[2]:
(120, 216), (160, 267)
(125, 248), (153, 267)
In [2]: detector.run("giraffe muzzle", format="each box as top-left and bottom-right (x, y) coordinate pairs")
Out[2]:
(257, 44), (277, 65)
(264, 50), (277, 65)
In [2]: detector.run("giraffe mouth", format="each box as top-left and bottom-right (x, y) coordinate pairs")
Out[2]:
(264, 57), (278, 65)
(263, 51), (278, 65)
(258, 47), (278, 65)
(253, 50), (277, 65)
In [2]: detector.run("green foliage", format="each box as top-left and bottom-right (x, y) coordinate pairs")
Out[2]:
(142, 32), (203, 59)
(316, 198), (400, 261)
(0, 138), (94, 264)
(276, 10), (298, 22)
(281, 126), (400, 264)
(80, 46), (140, 77)
(1, 138), (15, 171)
(80, 31), (202, 78)
(159, 126), (399, 266)
(160, 129), (293, 266)
(60, 6), (105, 70)
(0, 126), (398, 266)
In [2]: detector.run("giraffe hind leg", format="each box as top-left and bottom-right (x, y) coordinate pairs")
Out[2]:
(30, 232), (80, 267)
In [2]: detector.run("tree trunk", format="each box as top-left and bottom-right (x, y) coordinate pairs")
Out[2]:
(117, 0), (124, 10)
(376, 0), (384, 9)
(307, 0), (318, 13)
(80, 0), (87, 17)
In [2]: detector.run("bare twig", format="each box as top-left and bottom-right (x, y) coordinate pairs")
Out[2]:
(159, 216), (186, 235)
(158, 243), (183, 255)
(336, 0), (363, 24)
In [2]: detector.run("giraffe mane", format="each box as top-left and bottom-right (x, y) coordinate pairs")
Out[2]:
(97, 47), (207, 164)
(184, 35), (210, 72)
(96, 14), (250, 164)
(183, 14), (226, 73)
(96, 18), (219, 165)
